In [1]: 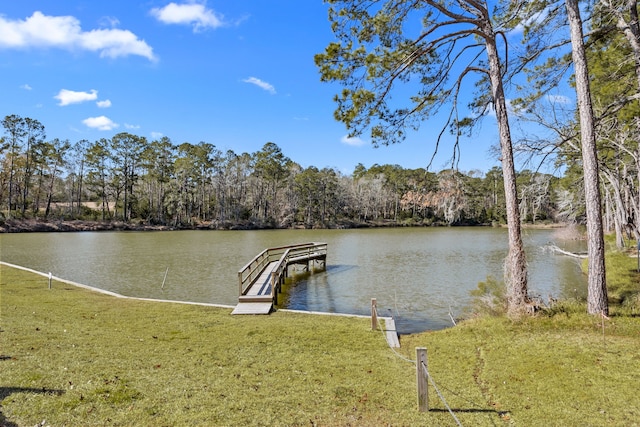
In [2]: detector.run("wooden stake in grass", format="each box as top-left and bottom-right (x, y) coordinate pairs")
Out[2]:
(48, 272), (52, 290)
(371, 298), (378, 331)
(416, 347), (428, 412)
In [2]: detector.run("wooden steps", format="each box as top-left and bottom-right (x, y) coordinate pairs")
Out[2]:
(382, 317), (400, 348)
(231, 302), (273, 315)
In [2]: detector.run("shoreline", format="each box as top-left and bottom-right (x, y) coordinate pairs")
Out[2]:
(0, 218), (568, 233)
(0, 260), (398, 346)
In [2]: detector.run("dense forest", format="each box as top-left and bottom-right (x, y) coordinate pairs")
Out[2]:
(0, 116), (571, 229)
(0, 109), (636, 246)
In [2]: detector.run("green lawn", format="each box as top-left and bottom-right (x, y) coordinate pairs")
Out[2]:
(1, 264), (640, 426)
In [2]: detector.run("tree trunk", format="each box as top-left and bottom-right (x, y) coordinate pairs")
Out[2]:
(21, 143), (32, 217)
(485, 28), (529, 315)
(602, 168), (631, 248)
(77, 160), (84, 216)
(566, 0), (609, 315)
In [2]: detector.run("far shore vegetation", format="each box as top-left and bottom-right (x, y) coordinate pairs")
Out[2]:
(1, 113), (634, 250)
(1, 236), (638, 426)
(0, 129), (578, 233)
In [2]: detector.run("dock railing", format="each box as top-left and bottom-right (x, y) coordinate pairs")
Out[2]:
(237, 242), (327, 299)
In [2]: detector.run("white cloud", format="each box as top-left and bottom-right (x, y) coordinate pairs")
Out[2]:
(510, 8), (549, 35)
(150, 2), (224, 32)
(242, 77), (276, 94)
(151, 131), (164, 139)
(485, 99), (523, 118)
(55, 89), (98, 106)
(0, 11), (156, 61)
(506, 99), (522, 114)
(99, 16), (120, 28)
(341, 135), (366, 147)
(20, 84), (32, 90)
(80, 28), (156, 60)
(545, 94), (572, 105)
(96, 99), (112, 108)
(124, 123), (140, 130)
(83, 116), (118, 131)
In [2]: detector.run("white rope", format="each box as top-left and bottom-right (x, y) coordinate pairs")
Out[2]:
(448, 304), (457, 326)
(422, 362), (463, 427)
(372, 304), (463, 426)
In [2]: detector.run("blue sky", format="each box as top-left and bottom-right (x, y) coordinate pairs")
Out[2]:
(0, 1), (566, 175)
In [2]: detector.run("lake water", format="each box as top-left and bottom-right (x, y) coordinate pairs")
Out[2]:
(0, 227), (587, 333)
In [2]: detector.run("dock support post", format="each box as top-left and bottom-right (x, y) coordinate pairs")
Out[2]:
(272, 274), (278, 306)
(416, 347), (428, 412)
(371, 298), (378, 330)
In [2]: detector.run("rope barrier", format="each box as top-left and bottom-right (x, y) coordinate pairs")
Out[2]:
(373, 303), (463, 426)
(422, 362), (463, 427)
(448, 305), (457, 326)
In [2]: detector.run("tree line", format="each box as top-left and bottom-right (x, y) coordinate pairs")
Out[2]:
(0, 115), (570, 228)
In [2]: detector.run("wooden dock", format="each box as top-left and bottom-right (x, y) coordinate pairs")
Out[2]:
(232, 242), (327, 315)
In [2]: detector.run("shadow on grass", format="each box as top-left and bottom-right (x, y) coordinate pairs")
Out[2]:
(430, 407), (511, 422)
(0, 387), (65, 427)
(0, 412), (18, 427)
(429, 408), (505, 414)
(0, 386), (65, 401)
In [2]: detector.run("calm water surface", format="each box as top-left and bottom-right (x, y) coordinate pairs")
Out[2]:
(0, 227), (587, 333)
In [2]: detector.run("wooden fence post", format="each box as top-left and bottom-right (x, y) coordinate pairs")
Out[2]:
(416, 347), (428, 412)
(371, 298), (378, 330)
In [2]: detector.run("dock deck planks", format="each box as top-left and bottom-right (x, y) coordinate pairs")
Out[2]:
(234, 243), (327, 315)
(243, 261), (279, 298)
